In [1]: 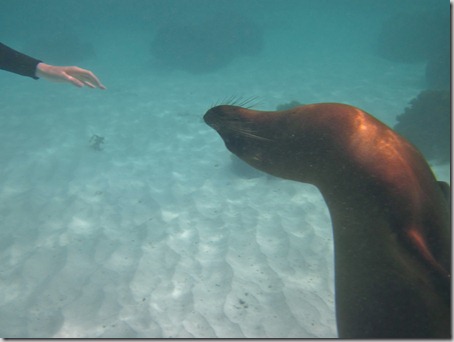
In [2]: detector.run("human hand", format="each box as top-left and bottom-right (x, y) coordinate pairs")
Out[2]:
(35, 63), (106, 89)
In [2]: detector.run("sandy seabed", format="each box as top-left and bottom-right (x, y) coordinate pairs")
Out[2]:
(0, 38), (449, 338)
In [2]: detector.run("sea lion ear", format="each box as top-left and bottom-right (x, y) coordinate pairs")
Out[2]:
(437, 181), (450, 204)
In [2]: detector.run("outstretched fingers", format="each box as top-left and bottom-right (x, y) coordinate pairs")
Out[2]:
(65, 67), (106, 89)
(35, 63), (106, 90)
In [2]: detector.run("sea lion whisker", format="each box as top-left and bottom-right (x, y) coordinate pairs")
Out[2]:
(229, 95), (261, 108)
(237, 129), (273, 141)
(224, 123), (272, 142)
(212, 95), (261, 109)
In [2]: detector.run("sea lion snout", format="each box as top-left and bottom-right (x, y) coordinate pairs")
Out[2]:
(204, 105), (263, 147)
(204, 105), (245, 151)
(203, 107), (221, 128)
(204, 105), (254, 132)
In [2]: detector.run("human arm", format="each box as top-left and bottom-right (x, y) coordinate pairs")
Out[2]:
(0, 42), (41, 79)
(35, 63), (106, 89)
(0, 42), (105, 89)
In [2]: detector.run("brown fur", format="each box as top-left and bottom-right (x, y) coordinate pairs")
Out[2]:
(204, 103), (451, 338)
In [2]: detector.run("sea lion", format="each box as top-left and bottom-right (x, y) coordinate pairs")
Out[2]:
(203, 103), (451, 338)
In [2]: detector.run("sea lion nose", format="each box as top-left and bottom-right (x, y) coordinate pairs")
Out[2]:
(203, 108), (221, 127)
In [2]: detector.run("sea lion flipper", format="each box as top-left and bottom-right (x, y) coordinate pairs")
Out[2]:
(406, 227), (450, 279)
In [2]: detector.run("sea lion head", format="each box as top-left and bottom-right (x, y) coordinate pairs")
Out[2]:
(204, 103), (429, 189)
(204, 104), (339, 184)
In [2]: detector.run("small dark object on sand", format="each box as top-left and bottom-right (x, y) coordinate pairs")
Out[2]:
(89, 135), (105, 151)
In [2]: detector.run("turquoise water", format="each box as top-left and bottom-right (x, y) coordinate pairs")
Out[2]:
(0, 0), (450, 338)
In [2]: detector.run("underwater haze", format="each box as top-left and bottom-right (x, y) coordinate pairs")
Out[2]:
(0, 0), (450, 338)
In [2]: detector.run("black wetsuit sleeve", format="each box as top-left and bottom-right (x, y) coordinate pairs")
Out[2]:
(0, 43), (42, 79)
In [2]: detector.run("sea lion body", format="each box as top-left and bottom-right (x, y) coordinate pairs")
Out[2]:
(204, 103), (451, 338)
